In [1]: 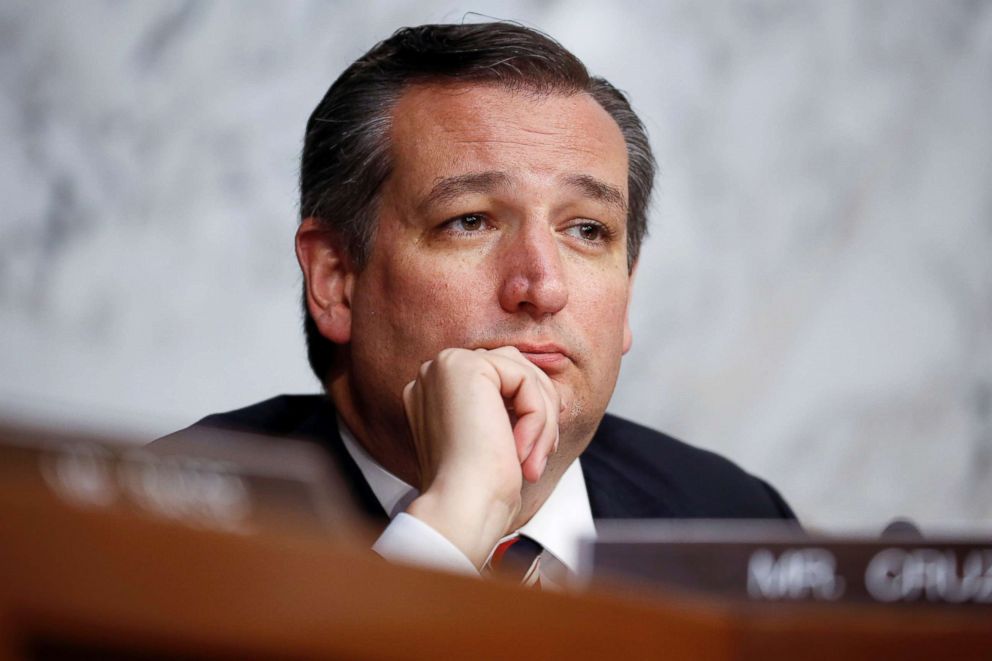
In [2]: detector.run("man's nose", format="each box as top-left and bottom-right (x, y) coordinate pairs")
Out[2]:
(497, 224), (568, 318)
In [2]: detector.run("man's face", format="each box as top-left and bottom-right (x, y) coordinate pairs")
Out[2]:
(346, 83), (634, 453)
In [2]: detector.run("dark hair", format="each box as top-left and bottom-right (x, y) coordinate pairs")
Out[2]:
(300, 22), (656, 383)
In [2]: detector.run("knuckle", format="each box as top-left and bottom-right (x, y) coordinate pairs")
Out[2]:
(436, 347), (465, 364)
(433, 347), (481, 376)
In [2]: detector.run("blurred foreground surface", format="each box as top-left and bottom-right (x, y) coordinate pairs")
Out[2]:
(1, 423), (990, 660)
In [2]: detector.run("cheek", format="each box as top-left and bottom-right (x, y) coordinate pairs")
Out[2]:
(579, 281), (630, 337)
(377, 253), (491, 347)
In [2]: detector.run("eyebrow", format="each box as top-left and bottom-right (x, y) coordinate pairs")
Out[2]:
(417, 170), (627, 216)
(419, 171), (512, 213)
(561, 174), (627, 216)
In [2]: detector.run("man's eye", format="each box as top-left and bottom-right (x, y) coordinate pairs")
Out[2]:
(445, 214), (487, 233)
(566, 221), (609, 242)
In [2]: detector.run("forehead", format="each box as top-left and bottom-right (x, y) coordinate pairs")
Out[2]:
(387, 83), (629, 198)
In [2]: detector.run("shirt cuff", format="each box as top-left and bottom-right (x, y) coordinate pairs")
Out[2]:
(372, 512), (479, 577)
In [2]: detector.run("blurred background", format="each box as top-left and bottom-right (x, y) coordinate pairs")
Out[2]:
(1, 0), (989, 531)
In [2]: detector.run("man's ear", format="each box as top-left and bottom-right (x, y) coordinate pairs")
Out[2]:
(622, 261), (638, 355)
(295, 218), (356, 345)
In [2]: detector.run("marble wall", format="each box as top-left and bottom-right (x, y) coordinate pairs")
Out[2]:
(2, 0), (990, 530)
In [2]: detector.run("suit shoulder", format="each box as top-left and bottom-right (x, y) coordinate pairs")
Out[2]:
(588, 414), (741, 474)
(582, 414), (796, 520)
(156, 395), (325, 446)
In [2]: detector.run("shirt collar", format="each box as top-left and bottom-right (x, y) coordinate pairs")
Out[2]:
(337, 417), (596, 574)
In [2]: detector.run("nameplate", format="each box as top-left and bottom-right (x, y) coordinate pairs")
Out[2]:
(0, 424), (358, 535)
(584, 521), (992, 607)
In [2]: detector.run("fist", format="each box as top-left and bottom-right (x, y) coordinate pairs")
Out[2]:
(401, 346), (562, 567)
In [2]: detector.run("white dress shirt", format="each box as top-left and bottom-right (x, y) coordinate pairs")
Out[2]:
(338, 419), (596, 588)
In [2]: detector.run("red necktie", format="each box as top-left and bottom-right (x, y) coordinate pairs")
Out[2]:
(486, 534), (543, 588)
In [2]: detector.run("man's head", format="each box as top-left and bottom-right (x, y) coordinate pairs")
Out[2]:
(296, 22), (656, 489)
(299, 22), (655, 385)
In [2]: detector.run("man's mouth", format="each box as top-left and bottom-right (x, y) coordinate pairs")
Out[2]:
(512, 343), (570, 373)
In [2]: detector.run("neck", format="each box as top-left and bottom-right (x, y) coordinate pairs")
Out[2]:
(327, 371), (422, 488)
(513, 456), (568, 528)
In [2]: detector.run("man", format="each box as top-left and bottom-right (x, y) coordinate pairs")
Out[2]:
(163, 22), (794, 584)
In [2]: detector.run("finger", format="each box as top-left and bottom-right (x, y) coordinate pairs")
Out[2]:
(483, 349), (559, 468)
(409, 359), (435, 441)
(485, 348), (561, 466)
(526, 368), (557, 464)
(481, 354), (546, 463)
(479, 354), (558, 481)
(479, 352), (552, 463)
(402, 380), (417, 427)
(488, 346), (565, 415)
(521, 425), (553, 482)
(403, 378), (427, 454)
(520, 381), (558, 483)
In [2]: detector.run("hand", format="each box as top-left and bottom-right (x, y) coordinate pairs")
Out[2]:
(402, 346), (561, 569)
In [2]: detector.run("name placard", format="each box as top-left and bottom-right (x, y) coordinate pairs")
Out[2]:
(584, 521), (992, 606)
(0, 424), (360, 536)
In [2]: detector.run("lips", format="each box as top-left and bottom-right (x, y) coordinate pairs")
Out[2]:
(512, 343), (570, 373)
(469, 341), (572, 373)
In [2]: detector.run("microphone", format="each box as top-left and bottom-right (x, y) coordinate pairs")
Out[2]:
(880, 517), (923, 539)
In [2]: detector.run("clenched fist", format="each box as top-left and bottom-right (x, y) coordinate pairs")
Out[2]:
(402, 346), (563, 568)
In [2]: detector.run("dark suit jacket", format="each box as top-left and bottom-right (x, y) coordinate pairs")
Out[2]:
(163, 394), (796, 524)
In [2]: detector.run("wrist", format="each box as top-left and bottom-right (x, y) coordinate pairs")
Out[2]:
(406, 482), (518, 569)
